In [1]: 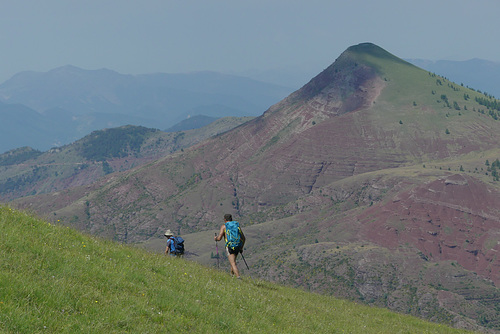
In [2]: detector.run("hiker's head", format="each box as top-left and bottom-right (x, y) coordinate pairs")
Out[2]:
(224, 214), (233, 222)
(164, 229), (173, 238)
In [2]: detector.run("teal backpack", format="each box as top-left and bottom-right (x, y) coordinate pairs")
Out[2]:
(225, 221), (242, 250)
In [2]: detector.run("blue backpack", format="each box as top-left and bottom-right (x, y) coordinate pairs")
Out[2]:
(225, 221), (242, 250)
(169, 236), (185, 255)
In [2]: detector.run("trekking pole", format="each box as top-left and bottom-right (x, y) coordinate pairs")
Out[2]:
(215, 233), (219, 269)
(240, 250), (250, 270)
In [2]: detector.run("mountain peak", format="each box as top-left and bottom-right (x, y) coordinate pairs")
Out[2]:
(341, 43), (413, 70)
(50, 64), (85, 73)
(346, 42), (392, 57)
(278, 43), (389, 117)
(346, 42), (382, 52)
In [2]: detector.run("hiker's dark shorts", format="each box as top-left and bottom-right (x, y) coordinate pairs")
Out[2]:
(226, 246), (241, 255)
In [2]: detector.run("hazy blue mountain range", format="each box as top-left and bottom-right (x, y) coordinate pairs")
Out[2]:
(0, 101), (155, 153)
(165, 115), (219, 132)
(0, 66), (292, 153)
(407, 58), (500, 98)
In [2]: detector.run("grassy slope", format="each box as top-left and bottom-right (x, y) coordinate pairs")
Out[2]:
(0, 205), (474, 334)
(350, 45), (500, 166)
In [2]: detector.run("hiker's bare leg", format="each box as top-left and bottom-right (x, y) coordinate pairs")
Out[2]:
(228, 253), (240, 278)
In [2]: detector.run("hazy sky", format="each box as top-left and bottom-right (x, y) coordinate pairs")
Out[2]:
(1, 0), (499, 84)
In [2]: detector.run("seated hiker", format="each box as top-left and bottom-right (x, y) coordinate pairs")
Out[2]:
(214, 214), (246, 278)
(164, 229), (185, 257)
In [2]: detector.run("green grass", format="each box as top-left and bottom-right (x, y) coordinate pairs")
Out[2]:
(0, 205), (476, 333)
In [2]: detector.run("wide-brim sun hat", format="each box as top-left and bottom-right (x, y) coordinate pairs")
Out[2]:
(164, 229), (173, 237)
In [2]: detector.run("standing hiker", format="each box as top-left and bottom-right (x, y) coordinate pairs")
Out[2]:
(164, 229), (185, 257)
(214, 214), (245, 278)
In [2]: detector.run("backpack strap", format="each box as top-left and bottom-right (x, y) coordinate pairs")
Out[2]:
(169, 237), (176, 252)
(224, 224), (228, 246)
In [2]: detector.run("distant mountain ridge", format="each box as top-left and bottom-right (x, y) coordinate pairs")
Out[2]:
(0, 66), (291, 153)
(407, 58), (500, 98)
(0, 117), (253, 201)
(0, 65), (291, 117)
(165, 115), (219, 132)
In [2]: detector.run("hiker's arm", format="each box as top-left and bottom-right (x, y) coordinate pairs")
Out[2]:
(165, 240), (170, 254)
(214, 225), (225, 241)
